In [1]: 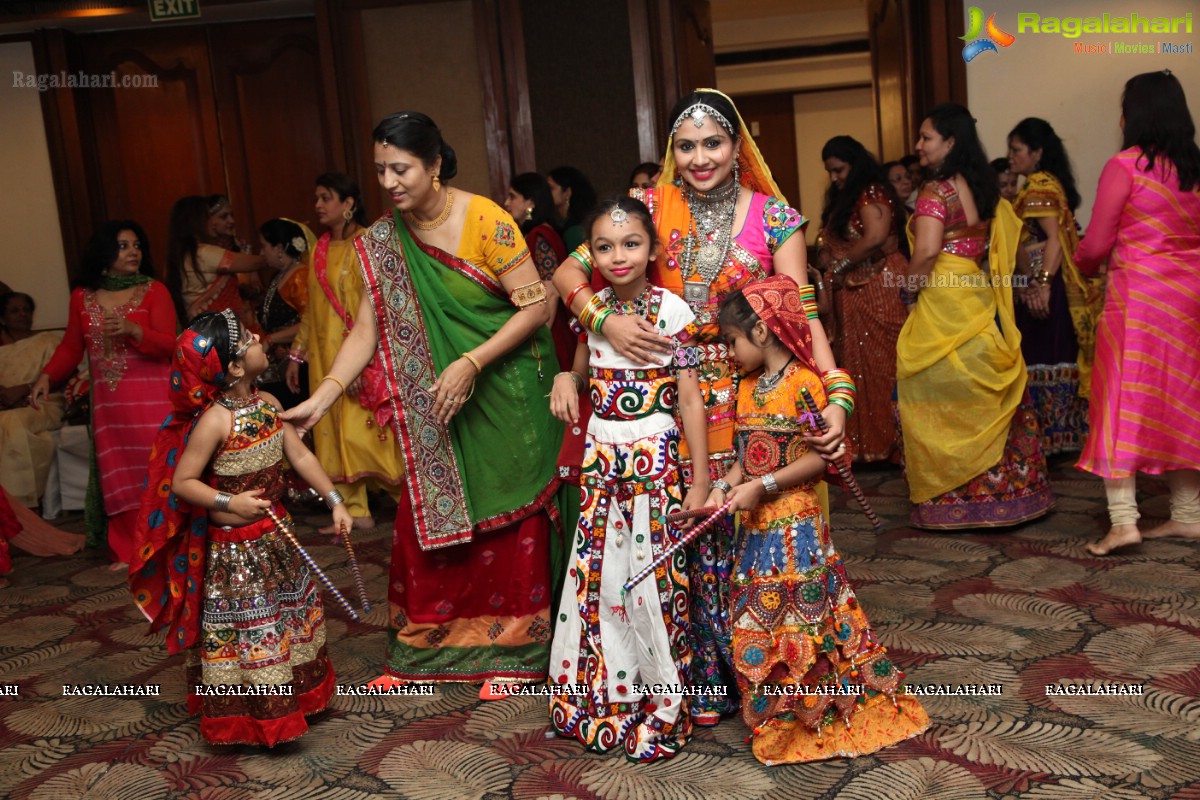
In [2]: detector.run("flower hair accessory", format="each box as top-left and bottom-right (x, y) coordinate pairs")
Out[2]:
(671, 102), (735, 138)
(291, 235), (307, 253)
(609, 207), (628, 226)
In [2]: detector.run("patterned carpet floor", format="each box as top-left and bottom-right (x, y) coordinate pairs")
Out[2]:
(2, 460), (1200, 800)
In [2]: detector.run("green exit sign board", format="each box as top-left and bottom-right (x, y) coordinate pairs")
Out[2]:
(148, 0), (200, 22)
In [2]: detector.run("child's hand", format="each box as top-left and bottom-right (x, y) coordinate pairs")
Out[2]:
(724, 479), (766, 513)
(330, 503), (354, 538)
(550, 373), (580, 424)
(229, 488), (271, 520)
(704, 487), (726, 509)
(677, 485), (708, 529)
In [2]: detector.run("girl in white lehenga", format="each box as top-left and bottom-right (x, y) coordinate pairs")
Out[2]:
(547, 198), (710, 762)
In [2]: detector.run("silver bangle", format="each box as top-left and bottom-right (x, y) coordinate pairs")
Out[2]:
(760, 473), (779, 494)
(213, 492), (233, 512)
(325, 489), (345, 510)
(712, 479), (732, 494)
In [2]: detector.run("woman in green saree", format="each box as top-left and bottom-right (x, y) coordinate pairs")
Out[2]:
(285, 112), (571, 684)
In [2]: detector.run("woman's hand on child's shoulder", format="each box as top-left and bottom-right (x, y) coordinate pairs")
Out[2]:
(603, 313), (673, 364)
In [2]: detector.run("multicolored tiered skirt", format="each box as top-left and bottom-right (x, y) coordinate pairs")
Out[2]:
(549, 428), (693, 762)
(189, 509), (335, 746)
(733, 495), (930, 764)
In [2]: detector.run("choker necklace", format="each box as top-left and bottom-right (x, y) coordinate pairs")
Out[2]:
(407, 189), (454, 231)
(755, 358), (793, 395)
(680, 180), (739, 306)
(218, 391), (260, 410)
(605, 285), (653, 318)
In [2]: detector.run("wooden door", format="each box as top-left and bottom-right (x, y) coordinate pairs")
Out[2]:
(82, 27), (225, 273)
(208, 19), (335, 238)
(78, 19), (332, 273)
(731, 92), (800, 210)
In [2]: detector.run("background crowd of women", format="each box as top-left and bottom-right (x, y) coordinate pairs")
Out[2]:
(1, 71), (1196, 762)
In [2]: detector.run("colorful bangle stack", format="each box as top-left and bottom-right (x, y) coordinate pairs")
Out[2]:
(565, 282), (590, 311)
(567, 244), (594, 279)
(797, 284), (820, 320)
(578, 294), (613, 334)
(822, 367), (856, 417)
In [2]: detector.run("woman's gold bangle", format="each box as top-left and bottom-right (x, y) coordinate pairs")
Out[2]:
(321, 375), (346, 395)
(462, 351), (483, 373)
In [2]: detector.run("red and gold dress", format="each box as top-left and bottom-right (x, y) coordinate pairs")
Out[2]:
(732, 362), (928, 764)
(190, 393), (335, 746)
(819, 182), (908, 462)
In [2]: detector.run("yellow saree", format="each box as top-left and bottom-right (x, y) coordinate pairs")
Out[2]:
(896, 199), (1025, 504)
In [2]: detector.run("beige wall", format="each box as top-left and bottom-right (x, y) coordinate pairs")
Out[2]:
(714, 0), (875, 241)
(965, 0), (1200, 226)
(360, 2), (492, 202)
(0, 42), (71, 329)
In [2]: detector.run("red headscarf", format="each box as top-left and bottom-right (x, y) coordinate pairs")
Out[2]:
(128, 329), (228, 653)
(740, 275), (818, 372)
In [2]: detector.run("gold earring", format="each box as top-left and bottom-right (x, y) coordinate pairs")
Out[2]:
(433, 174), (441, 192)
(524, 207), (533, 222)
(343, 208), (353, 223)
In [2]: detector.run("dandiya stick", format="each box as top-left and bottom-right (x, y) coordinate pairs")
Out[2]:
(622, 500), (734, 595)
(339, 521), (371, 613)
(800, 387), (882, 532)
(267, 509), (361, 622)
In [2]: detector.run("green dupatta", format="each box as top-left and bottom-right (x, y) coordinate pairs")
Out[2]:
(357, 210), (563, 550)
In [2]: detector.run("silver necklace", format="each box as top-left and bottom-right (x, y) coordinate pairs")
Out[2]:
(755, 359), (793, 395)
(680, 180), (739, 306)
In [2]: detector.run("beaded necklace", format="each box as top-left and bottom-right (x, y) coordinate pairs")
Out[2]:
(217, 391), (260, 410)
(604, 285), (653, 319)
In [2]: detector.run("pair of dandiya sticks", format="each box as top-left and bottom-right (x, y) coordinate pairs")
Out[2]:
(262, 386), (880, 617)
(621, 387), (882, 599)
(265, 508), (372, 621)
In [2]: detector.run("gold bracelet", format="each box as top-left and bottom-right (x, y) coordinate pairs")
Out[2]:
(464, 381), (476, 401)
(462, 351), (483, 374)
(321, 375), (346, 395)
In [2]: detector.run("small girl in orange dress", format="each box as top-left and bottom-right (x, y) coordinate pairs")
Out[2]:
(709, 275), (929, 764)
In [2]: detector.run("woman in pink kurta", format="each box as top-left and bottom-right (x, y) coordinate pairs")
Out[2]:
(32, 221), (175, 565)
(1073, 70), (1200, 556)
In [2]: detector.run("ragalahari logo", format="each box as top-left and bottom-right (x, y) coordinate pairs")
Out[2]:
(962, 7), (1016, 61)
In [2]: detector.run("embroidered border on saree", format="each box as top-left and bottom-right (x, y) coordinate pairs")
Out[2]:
(358, 216), (474, 550)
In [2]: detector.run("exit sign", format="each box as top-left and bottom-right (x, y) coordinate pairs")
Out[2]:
(148, 0), (200, 22)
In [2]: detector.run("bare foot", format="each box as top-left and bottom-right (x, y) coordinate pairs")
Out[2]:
(1142, 519), (1200, 540)
(108, 561), (129, 572)
(1085, 524), (1142, 556)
